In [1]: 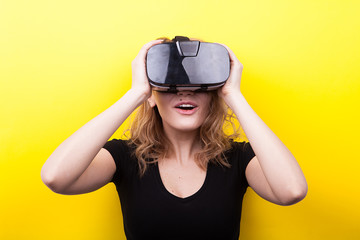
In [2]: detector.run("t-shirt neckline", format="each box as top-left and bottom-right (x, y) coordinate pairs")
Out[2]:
(154, 162), (211, 203)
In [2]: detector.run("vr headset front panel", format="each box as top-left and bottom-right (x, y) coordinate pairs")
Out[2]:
(146, 41), (230, 91)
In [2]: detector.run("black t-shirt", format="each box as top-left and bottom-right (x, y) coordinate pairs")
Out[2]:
(103, 139), (255, 240)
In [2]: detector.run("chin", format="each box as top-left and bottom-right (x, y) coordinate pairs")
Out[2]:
(177, 125), (201, 133)
(164, 120), (203, 133)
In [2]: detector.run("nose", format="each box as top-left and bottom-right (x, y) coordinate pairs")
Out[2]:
(177, 91), (194, 97)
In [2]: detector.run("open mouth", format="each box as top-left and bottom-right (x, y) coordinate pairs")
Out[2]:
(175, 104), (196, 110)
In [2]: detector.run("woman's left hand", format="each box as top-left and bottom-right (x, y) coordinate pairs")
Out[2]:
(217, 44), (308, 206)
(217, 44), (244, 101)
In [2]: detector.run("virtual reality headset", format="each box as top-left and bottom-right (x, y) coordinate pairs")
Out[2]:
(146, 36), (230, 92)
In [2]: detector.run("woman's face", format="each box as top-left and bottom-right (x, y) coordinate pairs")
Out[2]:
(150, 91), (212, 133)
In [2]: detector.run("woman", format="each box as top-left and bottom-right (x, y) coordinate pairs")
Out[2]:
(41, 38), (307, 240)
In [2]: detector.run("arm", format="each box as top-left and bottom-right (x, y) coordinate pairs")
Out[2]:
(218, 44), (308, 206)
(41, 40), (163, 194)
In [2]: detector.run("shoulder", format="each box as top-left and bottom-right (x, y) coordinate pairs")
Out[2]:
(102, 139), (138, 182)
(225, 140), (256, 168)
(227, 140), (254, 156)
(103, 139), (135, 156)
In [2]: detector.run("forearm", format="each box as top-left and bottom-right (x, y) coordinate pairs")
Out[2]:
(224, 92), (307, 200)
(41, 89), (146, 188)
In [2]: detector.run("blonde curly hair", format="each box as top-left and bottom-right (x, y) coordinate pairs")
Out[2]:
(126, 90), (240, 176)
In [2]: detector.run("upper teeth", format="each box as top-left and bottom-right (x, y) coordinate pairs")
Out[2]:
(179, 104), (195, 108)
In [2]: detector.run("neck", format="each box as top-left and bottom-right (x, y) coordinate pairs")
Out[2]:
(163, 126), (201, 166)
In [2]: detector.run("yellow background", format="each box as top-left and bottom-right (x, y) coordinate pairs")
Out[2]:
(1, 0), (359, 239)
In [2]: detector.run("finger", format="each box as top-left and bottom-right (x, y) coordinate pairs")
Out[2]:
(216, 43), (241, 65)
(137, 39), (163, 58)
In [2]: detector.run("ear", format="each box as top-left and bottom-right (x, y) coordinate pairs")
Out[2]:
(147, 93), (157, 108)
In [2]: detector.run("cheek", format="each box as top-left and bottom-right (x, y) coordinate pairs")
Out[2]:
(198, 107), (210, 124)
(153, 93), (173, 108)
(200, 97), (212, 117)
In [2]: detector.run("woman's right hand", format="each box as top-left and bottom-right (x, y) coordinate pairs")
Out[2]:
(41, 39), (164, 195)
(131, 39), (163, 100)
